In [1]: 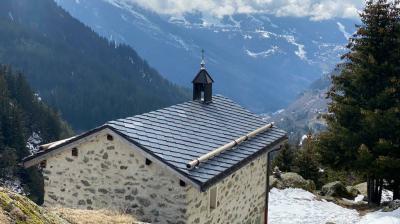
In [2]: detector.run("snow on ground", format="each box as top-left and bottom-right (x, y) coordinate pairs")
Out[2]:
(382, 189), (394, 202)
(269, 188), (400, 224)
(269, 188), (360, 224)
(0, 178), (25, 194)
(26, 131), (42, 155)
(359, 208), (400, 224)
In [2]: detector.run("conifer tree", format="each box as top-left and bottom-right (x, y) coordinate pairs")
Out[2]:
(294, 137), (321, 187)
(0, 65), (73, 203)
(272, 143), (295, 172)
(317, 0), (400, 205)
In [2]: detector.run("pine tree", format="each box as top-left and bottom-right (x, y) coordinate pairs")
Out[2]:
(294, 137), (321, 187)
(272, 143), (295, 172)
(317, 0), (400, 205)
(0, 65), (73, 204)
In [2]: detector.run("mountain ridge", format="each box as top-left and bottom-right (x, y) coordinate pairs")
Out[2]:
(55, 0), (357, 112)
(0, 0), (189, 131)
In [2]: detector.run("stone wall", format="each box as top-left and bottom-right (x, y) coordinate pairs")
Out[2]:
(42, 130), (267, 224)
(186, 154), (267, 224)
(42, 131), (188, 223)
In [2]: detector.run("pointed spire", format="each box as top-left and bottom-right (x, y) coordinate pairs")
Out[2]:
(200, 49), (205, 69)
(193, 49), (214, 103)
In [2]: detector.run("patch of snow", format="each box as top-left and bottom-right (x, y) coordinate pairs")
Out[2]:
(359, 208), (400, 224)
(121, 14), (128, 22)
(260, 113), (271, 121)
(299, 134), (308, 146)
(34, 93), (42, 101)
(228, 15), (241, 28)
(269, 188), (400, 224)
(243, 34), (252, 39)
(168, 34), (189, 51)
(168, 15), (189, 26)
(337, 22), (351, 39)
(269, 188), (360, 224)
(8, 12), (14, 21)
(382, 189), (394, 203)
(283, 35), (309, 62)
(0, 178), (25, 195)
(255, 29), (273, 39)
(128, 56), (135, 64)
(354, 195), (365, 203)
(245, 46), (279, 58)
(26, 132), (43, 155)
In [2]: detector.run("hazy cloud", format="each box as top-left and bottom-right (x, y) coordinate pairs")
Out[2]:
(124, 0), (363, 20)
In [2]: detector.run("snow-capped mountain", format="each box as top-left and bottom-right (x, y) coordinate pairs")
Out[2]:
(54, 0), (357, 113)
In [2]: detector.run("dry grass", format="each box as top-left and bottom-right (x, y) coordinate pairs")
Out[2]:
(0, 208), (10, 224)
(51, 207), (140, 224)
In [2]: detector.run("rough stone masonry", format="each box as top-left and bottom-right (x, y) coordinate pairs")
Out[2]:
(42, 130), (267, 224)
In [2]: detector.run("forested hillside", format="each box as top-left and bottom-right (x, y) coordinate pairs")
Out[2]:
(0, 65), (72, 203)
(0, 0), (189, 131)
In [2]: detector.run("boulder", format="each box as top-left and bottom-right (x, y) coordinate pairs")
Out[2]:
(346, 186), (361, 198)
(321, 181), (352, 199)
(382, 200), (400, 212)
(269, 172), (316, 192)
(353, 182), (367, 196)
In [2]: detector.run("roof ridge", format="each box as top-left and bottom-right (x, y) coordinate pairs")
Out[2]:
(108, 94), (235, 125)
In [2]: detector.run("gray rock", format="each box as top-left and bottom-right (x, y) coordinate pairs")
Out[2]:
(98, 188), (108, 194)
(382, 200), (400, 212)
(322, 181), (352, 198)
(80, 180), (90, 186)
(269, 172), (316, 192)
(353, 182), (367, 196)
(346, 186), (361, 198)
(137, 197), (151, 207)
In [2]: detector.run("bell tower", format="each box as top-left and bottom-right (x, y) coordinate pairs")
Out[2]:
(192, 50), (214, 103)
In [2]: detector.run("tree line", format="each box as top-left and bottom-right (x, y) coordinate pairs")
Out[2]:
(0, 0), (189, 131)
(0, 65), (72, 203)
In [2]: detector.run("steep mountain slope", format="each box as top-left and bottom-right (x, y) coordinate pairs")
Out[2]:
(0, 65), (72, 203)
(0, 0), (189, 131)
(54, 0), (357, 112)
(266, 71), (334, 142)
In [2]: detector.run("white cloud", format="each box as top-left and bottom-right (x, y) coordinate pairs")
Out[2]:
(116, 0), (364, 21)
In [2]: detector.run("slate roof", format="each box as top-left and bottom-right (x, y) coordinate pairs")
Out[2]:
(23, 95), (287, 190)
(107, 95), (287, 189)
(192, 69), (214, 84)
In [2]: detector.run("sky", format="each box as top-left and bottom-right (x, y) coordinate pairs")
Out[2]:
(127, 0), (364, 21)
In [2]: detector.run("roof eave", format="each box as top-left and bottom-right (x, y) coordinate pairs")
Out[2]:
(22, 125), (204, 191)
(198, 135), (288, 192)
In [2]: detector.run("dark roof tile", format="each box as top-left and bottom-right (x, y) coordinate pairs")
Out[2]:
(107, 95), (286, 187)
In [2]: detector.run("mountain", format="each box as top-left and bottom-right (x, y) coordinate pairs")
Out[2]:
(0, 0), (189, 131)
(0, 65), (72, 203)
(54, 0), (357, 113)
(266, 69), (339, 142)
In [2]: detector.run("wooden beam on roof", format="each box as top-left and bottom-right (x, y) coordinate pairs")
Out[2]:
(187, 123), (274, 169)
(22, 128), (109, 168)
